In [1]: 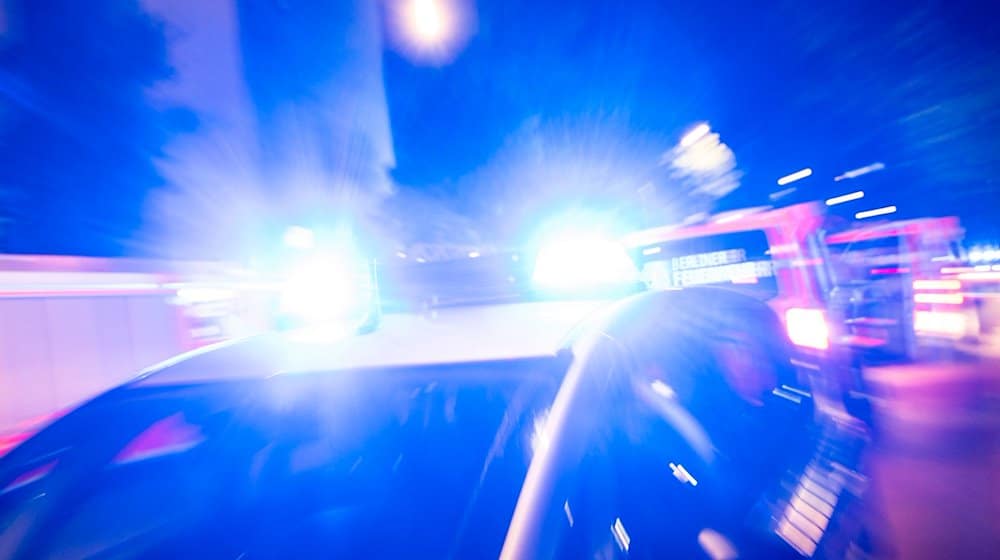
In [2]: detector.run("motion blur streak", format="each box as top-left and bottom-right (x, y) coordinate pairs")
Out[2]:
(776, 168), (812, 186)
(913, 310), (967, 337)
(957, 271), (1000, 282)
(769, 187), (797, 201)
(834, 162), (885, 181)
(913, 292), (964, 305)
(282, 226), (316, 250)
(679, 122), (711, 147)
(913, 279), (961, 291)
(825, 190), (865, 206)
(855, 205), (898, 219)
(611, 517), (631, 551)
(386, 0), (476, 65)
(784, 308), (830, 350)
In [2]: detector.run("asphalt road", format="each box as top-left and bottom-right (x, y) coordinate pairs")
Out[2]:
(863, 356), (1000, 560)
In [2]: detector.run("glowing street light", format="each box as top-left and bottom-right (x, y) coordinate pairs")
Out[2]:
(389, 0), (474, 64)
(404, 0), (453, 46)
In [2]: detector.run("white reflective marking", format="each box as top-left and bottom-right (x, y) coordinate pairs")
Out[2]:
(611, 517), (631, 551)
(651, 379), (676, 399)
(670, 462), (699, 486)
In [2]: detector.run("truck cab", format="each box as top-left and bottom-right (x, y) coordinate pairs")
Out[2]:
(621, 203), (854, 415)
(824, 216), (970, 361)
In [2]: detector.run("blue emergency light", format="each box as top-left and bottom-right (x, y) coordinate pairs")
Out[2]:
(273, 227), (381, 332)
(530, 231), (640, 296)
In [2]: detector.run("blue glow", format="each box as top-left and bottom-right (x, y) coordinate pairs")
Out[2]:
(531, 230), (638, 292)
(275, 233), (375, 326)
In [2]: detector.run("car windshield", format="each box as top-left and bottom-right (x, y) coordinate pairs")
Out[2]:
(0, 357), (565, 559)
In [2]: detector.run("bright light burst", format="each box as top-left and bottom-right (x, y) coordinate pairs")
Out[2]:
(406, 0), (451, 45)
(532, 230), (639, 292)
(388, 0), (474, 65)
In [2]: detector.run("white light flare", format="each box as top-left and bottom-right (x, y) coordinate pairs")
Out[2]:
(530, 410), (551, 455)
(674, 130), (734, 172)
(279, 253), (363, 323)
(825, 190), (865, 206)
(855, 205), (897, 220)
(968, 245), (1000, 263)
(532, 233), (639, 292)
(914, 311), (967, 338)
(650, 379), (676, 399)
(174, 287), (236, 305)
(282, 225), (315, 250)
(914, 292), (964, 305)
(769, 187), (797, 201)
(957, 271), (1000, 282)
(785, 308), (830, 350)
(680, 122), (711, 147)
(669, 462), (699, 486)
(715, 212), (744, 224)
(913, 279), (961, 291)
(389, 0), (473, 65)
(611, 518), (632, 552)
(777, 168), (813, 186)
(406, 0), (451, 45)
(834, 162), (885, 181)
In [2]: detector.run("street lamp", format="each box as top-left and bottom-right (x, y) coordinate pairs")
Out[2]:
(404, 0), (452, 46)
(388, 0), (472, 64)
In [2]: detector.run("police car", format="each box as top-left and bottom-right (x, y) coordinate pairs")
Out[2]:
(0, 243), (873, 559)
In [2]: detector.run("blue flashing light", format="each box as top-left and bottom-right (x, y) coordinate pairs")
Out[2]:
(273, 232), (380, 330)
(531, 232), (639, 294)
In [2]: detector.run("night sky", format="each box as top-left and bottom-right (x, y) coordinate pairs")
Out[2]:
(0, 0), (998, 256)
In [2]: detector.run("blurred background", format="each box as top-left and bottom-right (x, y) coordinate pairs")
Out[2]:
(0, 1), (997, 558)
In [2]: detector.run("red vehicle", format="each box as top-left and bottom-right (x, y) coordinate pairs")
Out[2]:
(622, 203), (856, 416)
(824, 216), (972, 359)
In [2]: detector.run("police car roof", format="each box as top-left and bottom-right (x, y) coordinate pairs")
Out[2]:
(134, 299), (609, 387)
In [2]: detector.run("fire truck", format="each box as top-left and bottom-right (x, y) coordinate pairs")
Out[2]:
(621, 203), (859, 416)
(824, 216), (974, 360)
